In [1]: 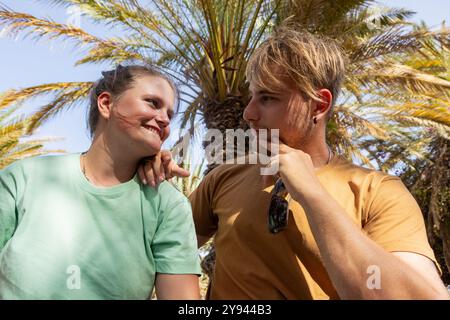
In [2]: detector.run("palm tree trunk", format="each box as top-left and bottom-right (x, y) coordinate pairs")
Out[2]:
(428, 138), (450, 280)
(202, 95), (250, 174)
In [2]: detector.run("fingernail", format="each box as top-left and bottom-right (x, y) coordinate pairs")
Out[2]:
(142, 179), (147, 185)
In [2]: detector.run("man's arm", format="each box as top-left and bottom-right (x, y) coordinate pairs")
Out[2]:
(155, 274), (200, 300)
(276, 144), (449, 299)
(393, 251), (447, 295)
(300, 191), (449, 299)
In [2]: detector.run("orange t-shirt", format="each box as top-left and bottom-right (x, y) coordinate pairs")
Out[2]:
(189, 156), (439, 299)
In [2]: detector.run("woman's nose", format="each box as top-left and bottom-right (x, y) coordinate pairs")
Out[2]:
(155, 110), (170, 127)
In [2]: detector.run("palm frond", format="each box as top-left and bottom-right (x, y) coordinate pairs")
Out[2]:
(350, 27), (450, 63)
(354, 62), (450, 98)
(0, 7), (98, 44)
(171, 152), (205, 196)
(1, 0), (449, 174)
(0, 108), (56, 169)
(75, 37), (148, 65)
(394, 116), (450, 139)
(0, 82), (93, 132)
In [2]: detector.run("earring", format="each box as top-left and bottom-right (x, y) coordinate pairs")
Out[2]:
(313, 117), (317, 124)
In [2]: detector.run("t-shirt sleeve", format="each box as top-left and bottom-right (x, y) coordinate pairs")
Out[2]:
(151, 196), (201, 275)
(0, 165), (20, 251)
(188, 171), (218, 237)
(363, 176), (438, 266)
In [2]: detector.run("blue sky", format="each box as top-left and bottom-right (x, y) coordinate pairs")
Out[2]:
(1, 0), (449, 154)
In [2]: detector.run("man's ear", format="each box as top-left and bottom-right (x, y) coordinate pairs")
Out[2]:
(312, 89), (332, 121)
(97, 92), (113, 120)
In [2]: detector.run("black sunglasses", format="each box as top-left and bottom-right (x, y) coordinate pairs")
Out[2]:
(268, 178), (289, 234)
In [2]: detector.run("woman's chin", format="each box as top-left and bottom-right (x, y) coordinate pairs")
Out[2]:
(141, 143), (161, 157)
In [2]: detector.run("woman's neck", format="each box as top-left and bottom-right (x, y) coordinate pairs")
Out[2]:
(81, 134), (140, 187)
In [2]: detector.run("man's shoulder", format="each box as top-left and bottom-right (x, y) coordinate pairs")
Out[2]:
(329, 156), (398, 185)
(191, 163), (259, 197)
(207, 162), (257, 179)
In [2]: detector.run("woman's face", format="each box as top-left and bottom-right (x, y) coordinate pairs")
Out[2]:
(106, 75), (175, 157)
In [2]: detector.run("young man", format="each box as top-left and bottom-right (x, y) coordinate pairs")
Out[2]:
(142, 28), (449, 299)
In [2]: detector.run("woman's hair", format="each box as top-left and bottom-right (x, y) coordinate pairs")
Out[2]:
(88, 64), (178, 137)
(246, 26), (346, 118)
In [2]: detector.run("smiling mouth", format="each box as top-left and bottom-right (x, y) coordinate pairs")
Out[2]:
(142, 125), (162, 139)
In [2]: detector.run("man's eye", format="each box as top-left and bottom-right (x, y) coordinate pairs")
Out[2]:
(261, 96), (275, 102)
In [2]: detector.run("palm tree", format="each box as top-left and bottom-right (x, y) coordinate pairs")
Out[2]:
(1, 1), (448, 162)
(1, 0), (449, 283)
(171, 155), (205, 196)
(400, 136), (450, 284)
(0, 105), (52, 169)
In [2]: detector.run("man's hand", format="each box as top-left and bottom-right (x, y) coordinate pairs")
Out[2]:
(270, 142), (325, 204)
(269, 144), (449, 299)
(138, 150), (190, 187)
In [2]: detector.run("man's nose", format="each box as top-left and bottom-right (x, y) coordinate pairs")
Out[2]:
(243, 98), (259, 122)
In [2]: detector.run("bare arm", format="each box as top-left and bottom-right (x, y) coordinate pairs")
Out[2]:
(155, 274), (200, 300)
(300, 190), (449, 299)
(276, 143), (449, 299)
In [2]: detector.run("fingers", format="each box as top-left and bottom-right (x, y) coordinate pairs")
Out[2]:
(160, 150), (172, 162)
(268, 141), (290, 154)
(171, 164), (191, 178)
(138, 165), (147, 185)
(144, 161), (157, 188)
(140, 153), (161, 188)
(162, 159), (190, 179)
(152, 153), (164, 185)
(139, 150), (191, 188)
(161, 151), (174, 178)
(162, 158), (172, 179)
(268, 154), (280, 172)
(161, 151), (190, 178)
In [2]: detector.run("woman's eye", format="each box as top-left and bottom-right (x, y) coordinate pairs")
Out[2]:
(145, 99), (158, 107)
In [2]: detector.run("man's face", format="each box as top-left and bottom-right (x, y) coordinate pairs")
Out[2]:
(243, 79), (313, 148)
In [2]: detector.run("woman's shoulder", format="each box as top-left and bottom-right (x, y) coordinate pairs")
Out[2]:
(157, 180), (188, 203)
(1, 154), (77, 181)
(141, 180), (190, 209)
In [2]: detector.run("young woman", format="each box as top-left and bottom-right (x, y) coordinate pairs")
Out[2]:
(0, 65), (201, 299)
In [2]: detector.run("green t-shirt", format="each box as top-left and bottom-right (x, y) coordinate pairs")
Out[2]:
(0, 154), (201, 299)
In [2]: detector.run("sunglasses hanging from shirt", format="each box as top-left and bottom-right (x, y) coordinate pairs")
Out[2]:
(268, 178), (290, 234)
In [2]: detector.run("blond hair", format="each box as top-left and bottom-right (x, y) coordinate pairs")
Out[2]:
(246, 27), (346, 115)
